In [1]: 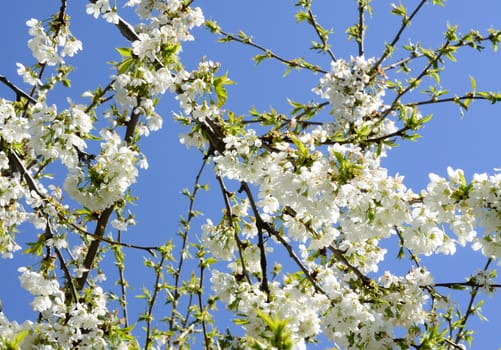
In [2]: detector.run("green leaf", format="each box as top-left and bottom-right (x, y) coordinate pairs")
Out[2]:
(115, 47), (133, 58)
(391, 3), (407, 17)
(252, 53), (269, 65)
(205, 20), (221, 33)
(213, 72), (234, 107)
(116, 57), (135, 74)
(470, 75), (477, 92)
(5, 329), (30, 350)
(295, 11), (308, 23)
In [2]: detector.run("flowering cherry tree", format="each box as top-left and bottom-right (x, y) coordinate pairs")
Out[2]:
(1, 0), (501, 349)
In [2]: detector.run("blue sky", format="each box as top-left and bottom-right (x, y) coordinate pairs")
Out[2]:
(1, 0), (501, 348)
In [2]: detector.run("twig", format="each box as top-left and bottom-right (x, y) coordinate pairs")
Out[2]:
(357, 0), (366, 57)
(306, 8), (336, 62)
(116, 231), (129, 327)
(144, 255), (166, 350)
(168, 158), (207, 337)
(216, 175), (251, 283)
(65, 219), (159, 253)
(75, 206), (114, 291)
(374, 0), (427, 68)
(239, 183), (270, 299)
(0, 76), (37, 103)
(405, 93), (490, 107)
(198, 265), (210, 350)
(239, 182), (328, 296)
(454, 258), (493, 345)
(217, 29), (327, 74)
(381, 39), (451, 121)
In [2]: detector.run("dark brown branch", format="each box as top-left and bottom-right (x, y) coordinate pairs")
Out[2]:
(115, 231), (129, 327)
(75, 206), (114, 291)
(198, 265), (210, 350)
(216, 175), (251, 284)
(0, 76), (37, 103)
(357, 0), (365, 57)
(239, 182), (270, 300)
(239, 182), (328, 296)
(65, 219), (158, 253)
(405, 93), (490, 107)
(434, 281), (501, 289)
(44, 220), (79, 303)
(55, 246), (78, 302)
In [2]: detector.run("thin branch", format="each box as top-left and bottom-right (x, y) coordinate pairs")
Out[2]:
(380, 39), (451, 122)
(394, 225), (421, 267)
(384, 31), (499, 72)
(454, 258), (493, 345)
(306, 8), (336, 62)
(239, 182), (327, 296)
(405, 93), (490, 107)
(55, 246), (79, 302)
(198, 265), (210, 350)
(144, 255), (166, 350)
(65, 219), (159, 253)
(434, 281), (501, 289)
(169, 158), (207, 334)
(0, 76), (37, 103)
(443, 337), (466, 350)
(89, 0), (139, 42)
(327, 246), (373, 287)
(216, 29), (327, 74)
(216, 175), (251, 284)
(357, 0), (365, 57)
(374, 0), (427, 68)
(44, 218), (78, 303)
(238, 182), (270, 300)
(116, 231), (129, 328)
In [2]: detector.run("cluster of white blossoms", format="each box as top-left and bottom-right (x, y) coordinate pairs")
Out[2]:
(2, 0), (501, 348)
(29, 101), (93, 169)
(313, 56), (389, 134)
(0, 173), (26, 259)
(26, 18), (82, 66)
(86, 0), (119, 24)
(1, 268), (113, 349)
(64, 129), (145, 211)
(0, 99), (30, 144)
(204, 55), (501, 348)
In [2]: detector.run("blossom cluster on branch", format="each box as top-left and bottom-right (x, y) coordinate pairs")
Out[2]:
(0, 0), (500, 349)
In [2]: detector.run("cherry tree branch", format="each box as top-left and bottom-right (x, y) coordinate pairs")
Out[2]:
(306, 7), (336, 61)
(216, 175), (251, 284)
(357, 0), (366, 57)
(168, 158), (207, 335)
(210, 27), (327, 74)
(0, 76), (37, 103)
(75, 206), (114, 291)
(374, 0), (427, 68)
(238, 183), (327, 296)
(454, 258), (493, 345)
(239, 182), (270, 299)
(144, 254), (166, 350)
(115, 231), (129, 327)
